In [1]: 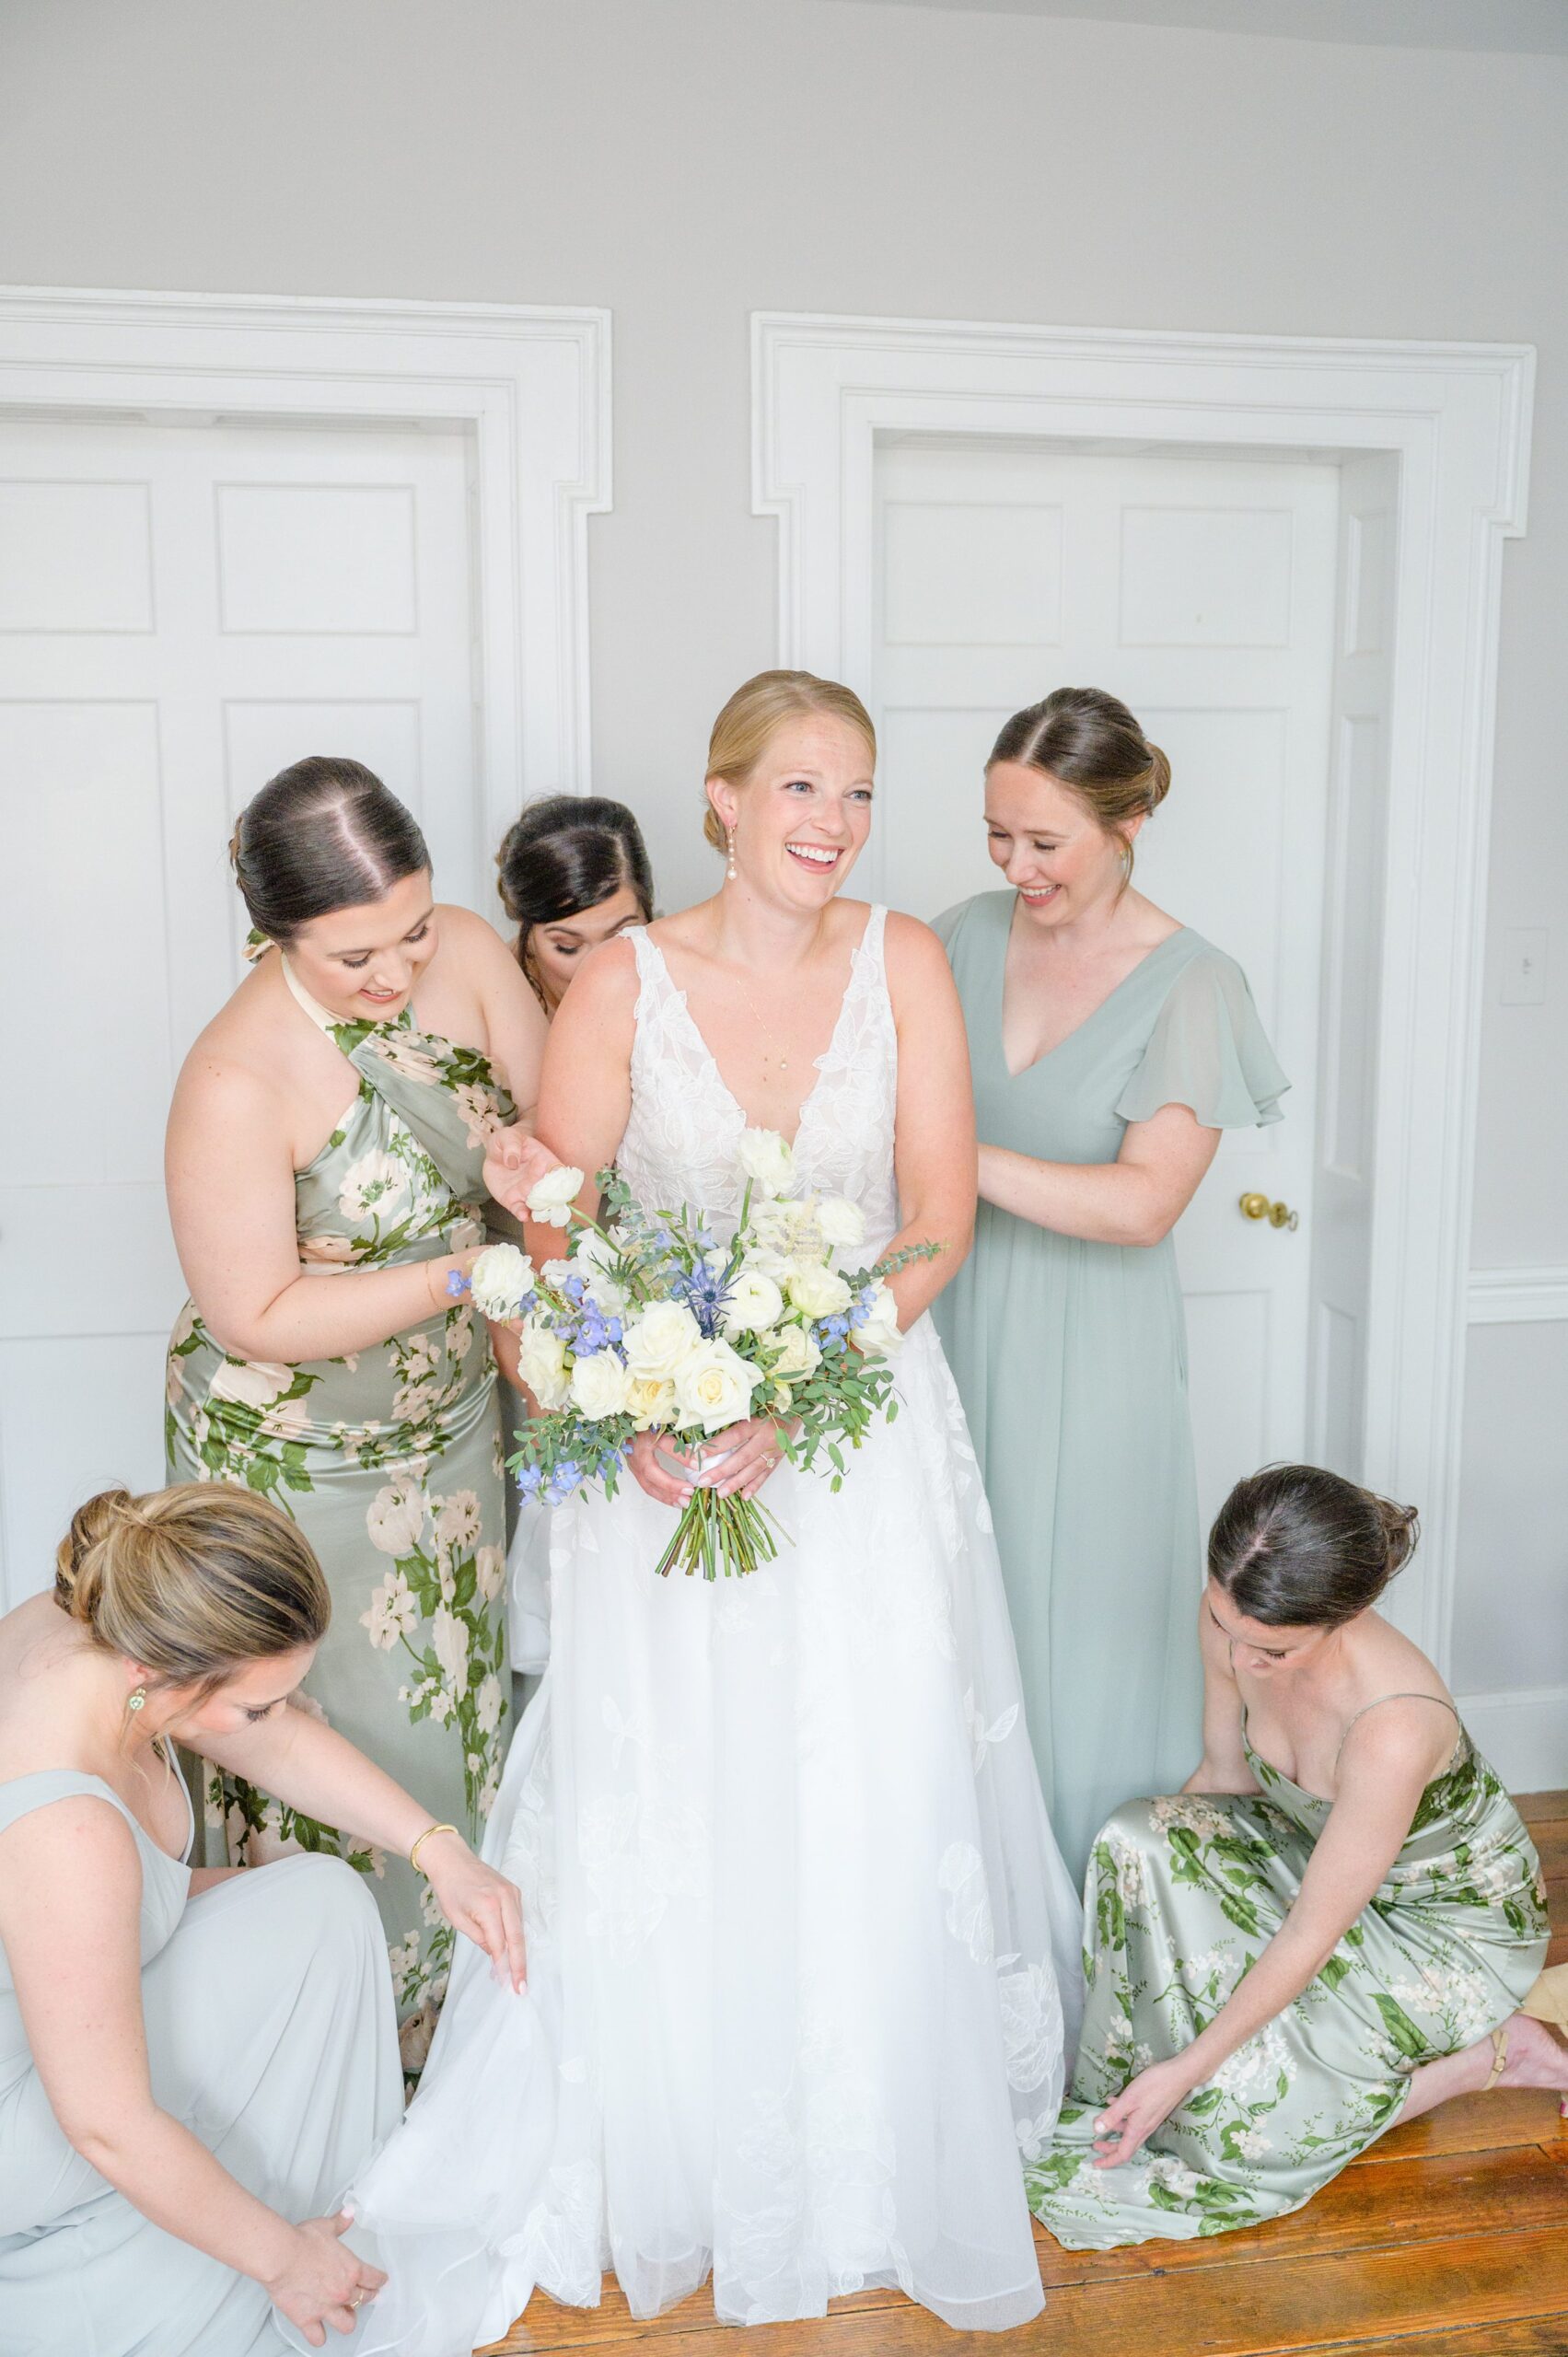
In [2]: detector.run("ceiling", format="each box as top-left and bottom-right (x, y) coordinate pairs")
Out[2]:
(809, 0), (1568, 53)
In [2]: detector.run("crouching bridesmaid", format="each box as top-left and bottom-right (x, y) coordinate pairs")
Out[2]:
(0, 1484), (525, 2357)
(1028, 1464), (1562, 2247)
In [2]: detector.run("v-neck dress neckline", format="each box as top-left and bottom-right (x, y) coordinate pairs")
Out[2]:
(994, 915), (1192, 1081)
(634, 910), (876, 1149)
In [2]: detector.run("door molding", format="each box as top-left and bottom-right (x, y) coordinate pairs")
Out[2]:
(0, 285), (611, 850)
(752, 310), (1534, 1675)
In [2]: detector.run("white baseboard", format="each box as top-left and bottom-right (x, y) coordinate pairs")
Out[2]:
(1467, 1266), (1568, 1324)
(1457, 1686), (1568, 1794)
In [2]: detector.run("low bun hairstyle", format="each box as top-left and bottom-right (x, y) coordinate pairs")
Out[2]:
(702, 671), (877, 853)
(230, 756), (430, 946)
(1207, 1464), (1421, 1631)
(496, 795), (655, 990)
(989, 688), (1169, 881)
(55, 1484), (331, 1696)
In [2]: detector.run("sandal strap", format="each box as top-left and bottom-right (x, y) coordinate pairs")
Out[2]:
(1482, 2024), (1509, 2092)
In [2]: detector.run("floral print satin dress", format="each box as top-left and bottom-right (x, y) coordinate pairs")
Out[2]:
(1027, 1707), (1549, 2247)
(165, 960), (513, 2066)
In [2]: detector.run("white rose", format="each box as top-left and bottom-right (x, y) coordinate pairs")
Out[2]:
(516, 1327), (571, 1410)
(671, 1338), (761, 1435)
(540, 1260), (574, 1287)
(570, 1351), (633, 1421)
(526, 1164), (586, 1227)
(768, 1321), (821, 1379)
(626, 1374), (678, 1431)
(736, 1128), (796, 1199)
(852, 1282), (903, 1355)
(816, 1195), (866, 1253)
(469, 1243), (534, 1321)
(366, 1479), (425, 1556)
(208, 1358), (294, 1411)
(622, 1299), (703, 1383)
(722, 1268), (784, 1339)
(787, 1263), (853, 1320)
(339, 1147), (410, 1223)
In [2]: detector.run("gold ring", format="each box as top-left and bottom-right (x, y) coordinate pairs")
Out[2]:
(350, 2290), (365, 2309)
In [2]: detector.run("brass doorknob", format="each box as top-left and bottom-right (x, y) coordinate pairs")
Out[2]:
(1239, 1191), (1299, 1232)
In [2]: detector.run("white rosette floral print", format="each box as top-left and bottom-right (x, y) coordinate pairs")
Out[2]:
(336, 908), (1084, 2351)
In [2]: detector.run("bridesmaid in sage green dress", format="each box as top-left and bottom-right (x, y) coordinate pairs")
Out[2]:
(1026, 1465), (1561, 2248)
(164, 757), (547, 2068)
(934, 690), (1287, 1877)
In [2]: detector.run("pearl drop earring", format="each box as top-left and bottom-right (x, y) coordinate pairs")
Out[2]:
(726, 827), (738, 883)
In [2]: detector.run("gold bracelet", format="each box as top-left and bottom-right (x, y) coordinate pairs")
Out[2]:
(409, 1821), (459, 1875)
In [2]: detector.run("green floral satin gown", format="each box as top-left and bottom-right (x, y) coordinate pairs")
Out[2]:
(165, 958), (513, 2071)
(1027, 1704), (1550, 2247)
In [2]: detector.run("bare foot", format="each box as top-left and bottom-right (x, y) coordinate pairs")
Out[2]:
(1493, 2011), (1568, 2092)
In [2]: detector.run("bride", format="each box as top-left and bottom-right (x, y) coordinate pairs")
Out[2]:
(335, 672), (1084, 2350)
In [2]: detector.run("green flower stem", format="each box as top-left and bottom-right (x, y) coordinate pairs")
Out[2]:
(653, 1487), (785, 1581)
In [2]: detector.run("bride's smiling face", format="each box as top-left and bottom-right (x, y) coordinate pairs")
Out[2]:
(285, 868), (439, 1023)
(710, 714), (875, 911)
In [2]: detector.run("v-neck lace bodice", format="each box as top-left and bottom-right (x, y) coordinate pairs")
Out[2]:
(619, 908), (900, 1252)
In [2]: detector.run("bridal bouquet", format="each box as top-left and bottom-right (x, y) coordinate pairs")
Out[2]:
(463, 1131), (935, 1580)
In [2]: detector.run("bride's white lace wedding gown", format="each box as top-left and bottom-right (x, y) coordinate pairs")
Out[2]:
(334, 908), (1084, 2351)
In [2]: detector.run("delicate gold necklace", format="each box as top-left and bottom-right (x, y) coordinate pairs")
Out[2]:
(738, 981), (794, 1075)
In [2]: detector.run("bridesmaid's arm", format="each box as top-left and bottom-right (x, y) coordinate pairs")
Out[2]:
(0, 1801), (384, 2328)
(977, 1102), (1219, 1247)
(1182, 1597), (1261, 1796)
(447, 902), (550, 1127)
(1090, 1709), (1446, 2169)
(884, 914), (977, 1324)
(203, 1705), (527, 1991)
(166, 1056), (475, 1363)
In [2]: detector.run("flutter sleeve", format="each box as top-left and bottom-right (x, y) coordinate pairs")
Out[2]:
(1114, 949), (1289, 1130)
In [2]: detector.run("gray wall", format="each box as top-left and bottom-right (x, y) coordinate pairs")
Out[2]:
(3, 0), (1563, 1708)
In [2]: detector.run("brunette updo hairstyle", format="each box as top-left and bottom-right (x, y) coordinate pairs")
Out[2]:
(989, 688), (1170, 881)
(1208, 1464), (1421, 1631)
(230, 756), (430, 946)
(54, 1484), (331, 1698)
(496, 795), (655, 992)
(703, 670), (877, 853)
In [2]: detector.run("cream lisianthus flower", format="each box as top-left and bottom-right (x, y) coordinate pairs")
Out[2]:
(338, 1148), (409, 1223)
(768, 1321), (821, 1379)
(570, 1351), (633, 1420)
(469, 1243), (534, 1321)
(516, 1327), (571, 1410)
(526, 1164), (586, 1227)
(787, 1262), (853, 1320)
(623, 1299), (703, 1383)
(816, 1194), (866, 1253)
(626, 1373), (678, 1430)
(852, 1283), (903, 1355)
(672, 1338), (761, 1435)
(736, 1127), (796, 1199)
(208, 1357), (295, 1411)
(722, 1268), (784, 1339)
(366, 1479), (425, 1556)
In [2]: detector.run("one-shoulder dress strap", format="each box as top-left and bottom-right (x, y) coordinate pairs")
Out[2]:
(0, 1768), (142, 1839)
(1334, 1691), (1461, 1769)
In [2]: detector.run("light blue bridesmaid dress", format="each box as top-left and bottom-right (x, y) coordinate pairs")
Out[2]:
(0, 1761), (402, 2355)
(934, 891), (1288, 1878)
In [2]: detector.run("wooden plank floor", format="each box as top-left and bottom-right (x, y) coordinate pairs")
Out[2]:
(485, 1793), (1568, 2356)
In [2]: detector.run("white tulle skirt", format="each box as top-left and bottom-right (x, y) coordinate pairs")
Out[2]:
(332, 1318), (1083, 2351)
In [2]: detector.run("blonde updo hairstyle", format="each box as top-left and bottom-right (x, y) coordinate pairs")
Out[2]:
(989, 688), (1170, 885)
(54, 1484), (331, 1700)
(703, 670), (877, 853)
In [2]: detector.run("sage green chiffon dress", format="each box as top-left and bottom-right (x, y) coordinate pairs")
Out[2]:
(933, 893), (1288, 1877)
(0, 1763), (401, 2354)
(165, 955), (513, 2065)
(1026, 1705), (1549, 2246)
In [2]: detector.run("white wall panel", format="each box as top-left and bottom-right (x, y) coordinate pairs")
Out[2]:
(0, 479), (153, 633)
(215, 482), (418, 634)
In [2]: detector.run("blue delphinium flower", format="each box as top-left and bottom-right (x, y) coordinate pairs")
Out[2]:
(514, 1464), (543, 1499)
(546, 1458), (583, 1507)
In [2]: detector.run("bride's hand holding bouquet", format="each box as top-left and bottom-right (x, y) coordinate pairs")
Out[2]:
(463, 1128), (935, 1580)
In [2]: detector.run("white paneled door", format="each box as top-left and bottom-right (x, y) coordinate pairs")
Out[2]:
(0, 414), (479, 1605)
(873, 440), (1339, 1533)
